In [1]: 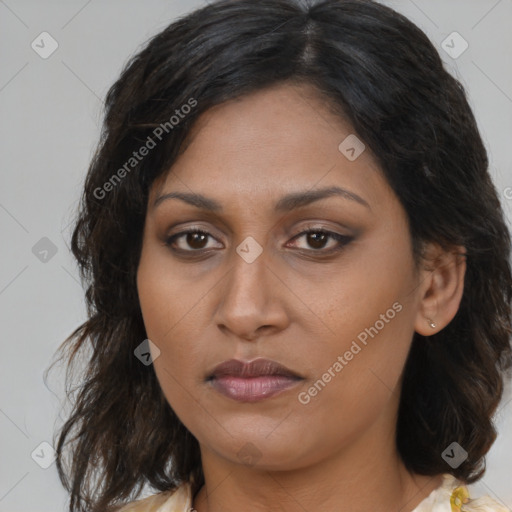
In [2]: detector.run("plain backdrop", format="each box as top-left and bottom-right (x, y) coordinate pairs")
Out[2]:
(0, 1), (511, 511)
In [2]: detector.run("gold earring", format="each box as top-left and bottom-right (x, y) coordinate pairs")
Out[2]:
(428, 318), (436, 329)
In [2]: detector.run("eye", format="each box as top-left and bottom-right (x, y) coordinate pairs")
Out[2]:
(165, 228), (223, 252)
(164, 227), (353, 256)
(287, 228), (353, 253)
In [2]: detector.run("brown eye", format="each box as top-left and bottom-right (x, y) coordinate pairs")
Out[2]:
(165, 229), (222, 252)
(288, 228), (353, 253)
(186, 232), (208, 249)
(306, 231), (329, 249)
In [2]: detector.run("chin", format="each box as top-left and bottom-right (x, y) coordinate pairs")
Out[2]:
(201, 425), (323, 471)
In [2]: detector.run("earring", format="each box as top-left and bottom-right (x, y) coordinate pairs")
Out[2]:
(427, 318), (436, 329)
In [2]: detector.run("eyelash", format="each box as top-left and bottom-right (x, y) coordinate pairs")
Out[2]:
(164, 227), (353, 256)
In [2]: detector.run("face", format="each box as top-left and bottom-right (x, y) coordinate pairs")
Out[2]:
(136, 82), (425, 471)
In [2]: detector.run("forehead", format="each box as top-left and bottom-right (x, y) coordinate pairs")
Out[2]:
(149, 83), (391, 213)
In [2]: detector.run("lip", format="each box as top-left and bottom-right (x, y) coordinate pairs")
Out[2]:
(207, 358), (303, 402)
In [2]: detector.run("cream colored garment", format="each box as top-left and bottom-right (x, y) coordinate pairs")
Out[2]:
(117, 473), (510, 512)
(411, 474), (509, 512)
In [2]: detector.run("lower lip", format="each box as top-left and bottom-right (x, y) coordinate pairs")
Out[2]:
(209, 375), (301, 402)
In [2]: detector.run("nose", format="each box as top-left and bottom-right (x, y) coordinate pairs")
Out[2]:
(213, 245), (289, 341)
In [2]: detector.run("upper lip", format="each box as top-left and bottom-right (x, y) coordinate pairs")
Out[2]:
(208, 358), (302, 380)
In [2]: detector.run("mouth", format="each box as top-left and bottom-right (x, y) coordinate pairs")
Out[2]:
(206, 358), (304, 403)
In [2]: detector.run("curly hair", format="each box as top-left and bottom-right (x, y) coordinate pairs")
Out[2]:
(48, 0), (512, 511)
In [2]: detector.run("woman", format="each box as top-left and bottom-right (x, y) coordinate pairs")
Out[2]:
(50, 0), (512, 511)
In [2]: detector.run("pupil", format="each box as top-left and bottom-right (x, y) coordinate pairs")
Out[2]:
(188, 233), (207, 249)
(308, 232), (326, 249)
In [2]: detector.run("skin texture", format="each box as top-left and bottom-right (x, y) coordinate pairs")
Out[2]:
(136, 82), (466, 512)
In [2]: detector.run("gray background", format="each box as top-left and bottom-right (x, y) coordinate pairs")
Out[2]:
(0, 1), (511, 511)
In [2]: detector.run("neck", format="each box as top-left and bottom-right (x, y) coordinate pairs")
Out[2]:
(192, 413), (444, 512)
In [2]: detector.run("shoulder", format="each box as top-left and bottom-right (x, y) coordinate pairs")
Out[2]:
(412, 474), (510, 512)
(116, 482), (193, 512)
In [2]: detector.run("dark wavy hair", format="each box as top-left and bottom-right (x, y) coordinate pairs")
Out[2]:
(48, 0), (512, 510)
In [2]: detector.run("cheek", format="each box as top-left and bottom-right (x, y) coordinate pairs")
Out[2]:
(137, 244), (199, 343)
(303, 244), (415, 361)
(137, 268), (210, 433)
(295, 235), (417, 415)
(290, 305), (414, 461)
(137, 250), (192, 380)
(136, 246), (216, 402)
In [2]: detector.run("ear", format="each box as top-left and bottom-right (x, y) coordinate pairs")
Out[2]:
(414, 243), (467, 336)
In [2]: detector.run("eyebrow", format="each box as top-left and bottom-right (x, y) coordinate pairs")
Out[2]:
(152, 185), (370, 212)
